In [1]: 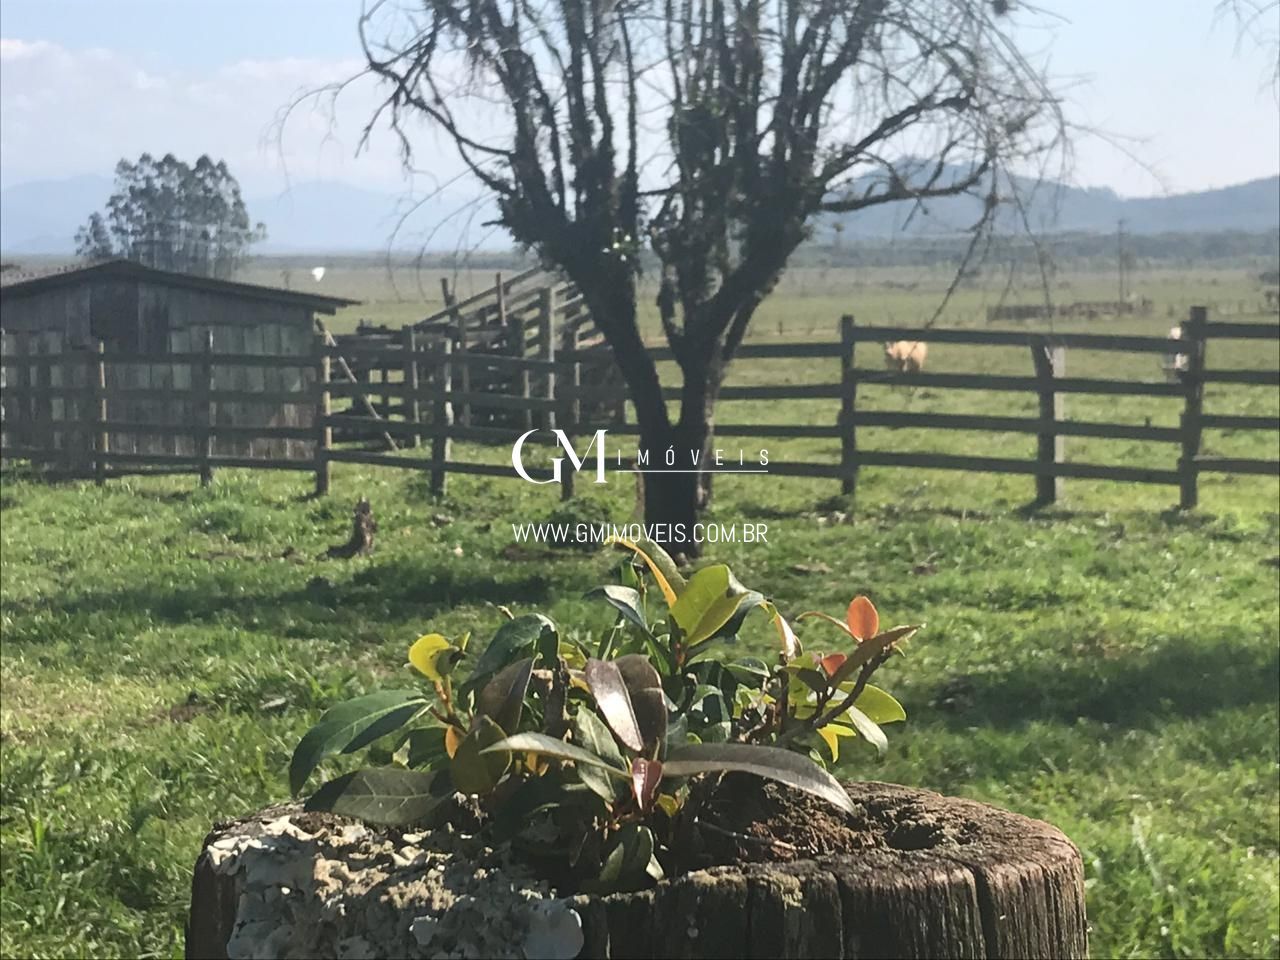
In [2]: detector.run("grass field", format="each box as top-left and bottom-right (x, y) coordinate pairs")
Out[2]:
(1, 263), (1278, 959)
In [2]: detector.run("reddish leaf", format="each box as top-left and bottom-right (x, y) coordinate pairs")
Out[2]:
(631, 758), (663, 813)
(846, 596), (879, 641)
(584, 659), (645, 754)
(820, 653), (847, 677)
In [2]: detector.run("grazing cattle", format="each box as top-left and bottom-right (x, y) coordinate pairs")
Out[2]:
(1162, 325), (1190, 383)
(884, 340), (928, 374)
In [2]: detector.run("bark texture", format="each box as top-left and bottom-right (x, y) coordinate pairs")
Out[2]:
(187, 782), (1087, 960)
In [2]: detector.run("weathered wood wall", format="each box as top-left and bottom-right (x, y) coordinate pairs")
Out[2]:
(1, 275), (316, 458)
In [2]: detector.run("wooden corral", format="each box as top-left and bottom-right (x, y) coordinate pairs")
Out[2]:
(0, 260), (356, 460)
(333, 267), (621, 434)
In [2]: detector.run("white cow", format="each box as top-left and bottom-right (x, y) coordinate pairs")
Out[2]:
(884, 340), (928, 374)
(1162, 326), (1190, 383)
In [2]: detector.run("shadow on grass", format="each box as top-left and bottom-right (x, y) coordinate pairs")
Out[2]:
(0, 559), (559, 641)
(865, 500), (1271, 546)
(913, 638), (1280, 733)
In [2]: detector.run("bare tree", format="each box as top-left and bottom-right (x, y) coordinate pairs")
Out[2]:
(349, 0), (1064, 553)
(1218, 0), (1280, 92)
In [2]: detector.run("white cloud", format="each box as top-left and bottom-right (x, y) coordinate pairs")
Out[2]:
(0, 38), (453, 193)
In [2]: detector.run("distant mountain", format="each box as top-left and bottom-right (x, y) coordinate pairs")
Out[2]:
(0, 177), (501, 255)
(248, 181), (501, 253)
(2, 172), (1276, 254)
(0, 174), (113, 254)
(821, 173), (1280, 238)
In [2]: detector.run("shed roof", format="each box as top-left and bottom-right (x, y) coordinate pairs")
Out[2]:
(0, 259), (359, 314)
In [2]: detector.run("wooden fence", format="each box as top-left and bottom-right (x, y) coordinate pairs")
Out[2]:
(327, 268), (618, 439)
(2, 308), (1277, 509)
(835, 308), (1280, 509)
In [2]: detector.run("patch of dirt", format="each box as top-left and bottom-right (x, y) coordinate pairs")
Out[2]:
(500, 543), (562, 562)
(165, 692), (215, 724)
(695, 775), (980, 865)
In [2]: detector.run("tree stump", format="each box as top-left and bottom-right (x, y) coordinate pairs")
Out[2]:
(187, 782), (1087, 959)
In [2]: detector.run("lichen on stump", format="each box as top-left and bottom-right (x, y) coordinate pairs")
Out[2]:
(187, 782), (1088, 960)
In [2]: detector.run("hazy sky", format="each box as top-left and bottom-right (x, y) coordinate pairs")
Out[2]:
(1, 0), (1277, 197)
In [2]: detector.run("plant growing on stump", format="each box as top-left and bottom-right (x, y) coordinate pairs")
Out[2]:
(290, 538), (922, 891)
(312, 0), (1065, 554)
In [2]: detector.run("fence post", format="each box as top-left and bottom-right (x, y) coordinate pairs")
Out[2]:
(403, 326), (421, 449)
(499, 274), (533, 431)
(431, 339), (453, 497)
(315, 335), (332, 496)
(1178, 305), (1208, 510)
(539, 286), (557, 431)
(1031, 340), (1065, 505)
(839, 315), (857, 499)
(93, 341), (108, 486)
(442, 278), (471, 428)
(196, 330), (214, 486)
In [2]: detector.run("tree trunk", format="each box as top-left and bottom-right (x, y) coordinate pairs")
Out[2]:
(636, 418), (705, 559)
(187, 782), (1088, 960)
(631, 351), (724, 558)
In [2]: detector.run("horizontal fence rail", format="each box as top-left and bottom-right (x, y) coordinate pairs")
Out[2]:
(2, 307), (1276, 507)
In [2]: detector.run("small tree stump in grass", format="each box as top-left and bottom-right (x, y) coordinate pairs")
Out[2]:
(186, 782), (1087, 959)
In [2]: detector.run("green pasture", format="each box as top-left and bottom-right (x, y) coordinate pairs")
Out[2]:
(1, 264), (1277, 959)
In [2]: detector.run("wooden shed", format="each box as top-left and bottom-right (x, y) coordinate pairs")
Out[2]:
(0, 260), (357, 461)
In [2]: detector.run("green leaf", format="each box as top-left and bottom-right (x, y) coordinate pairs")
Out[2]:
(689, 685), (730, 742)
(403, 727), (449, 769)
(724, 657), (770, 685)
(632, 535), (687, 595)
(793, 667), (830, 695)
(482, 732), (630, 780)
(591, 823), (660, 893)
(664, 712), (690, 752)
(451, 716), (510, 795)
(584, 658), (644, 754)
(572, 708), (625, 803)
(608, 535), (686, 606)
(304, 767), (447, 826)
(585, 585), (652, 635)
(670, 565), (749, 648)
(460, 614), (556, 695)
(843, 706), (889, 759)
(475, 657), (534, 734)
(850, 684), (906, 725)
(289, 690), (429, 795)
(688, 590), (766, 655)
(662, 742), (855, 815)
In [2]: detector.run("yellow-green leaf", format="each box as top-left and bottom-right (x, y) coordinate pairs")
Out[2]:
(816, 723), (857, 762)
(671, 565), (747, 647)
(844, 705), (889, 758)
(408, 633), (460, 682)
(450, 716), (510, 795)
(606, 536), (684, 606)
(849, 684), (906, 725)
